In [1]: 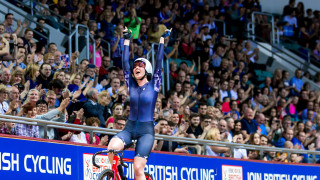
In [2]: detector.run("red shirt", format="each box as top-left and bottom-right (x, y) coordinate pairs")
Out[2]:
(99, 66), (108, 77)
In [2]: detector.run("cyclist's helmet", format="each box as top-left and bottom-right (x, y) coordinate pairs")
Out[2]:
(134, 58), (153, 80)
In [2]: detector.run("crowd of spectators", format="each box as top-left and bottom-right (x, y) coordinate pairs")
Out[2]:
(0, 0), (319, 164)
(274, 1), (320, 70)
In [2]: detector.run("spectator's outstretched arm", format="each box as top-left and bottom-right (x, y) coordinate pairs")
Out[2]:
(14, 19), (21, 35)
(167, 40), (179, 59)
(153, 140), (164, 151)
(258, 100), (275, 113)
(188, 60), (197, 75)
(17, 20), (29, 37)
(37, 99), (70, 120)
(70, 51), (79, 74)
(111, 32), (122, 52)
(198, 126), (211, 140)
(209, 145), (230, 153)
(83, 80), (94, 96)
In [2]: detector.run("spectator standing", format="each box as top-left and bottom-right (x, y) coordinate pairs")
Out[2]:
(290, 69), (303, 96)
(124, 7), (141, 40)
(110, 24), (124, 68)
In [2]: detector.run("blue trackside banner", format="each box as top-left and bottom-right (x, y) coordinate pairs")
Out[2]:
(0, 135), (319, 180)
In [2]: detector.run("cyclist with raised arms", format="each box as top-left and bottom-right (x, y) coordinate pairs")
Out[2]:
(107, 27), (171, 180)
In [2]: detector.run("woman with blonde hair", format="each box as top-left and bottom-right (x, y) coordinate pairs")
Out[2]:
(9, 69), (25, 86)
(25, 64), (40, 89)
(53, 70), (65, 82)
(207, 106), (223, 120)
(180, 105), (190, 122)
(68, 72), (92, 102)
(205, 128), (230, 156)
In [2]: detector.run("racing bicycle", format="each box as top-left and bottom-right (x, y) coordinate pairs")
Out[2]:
(92, 149), (153, 180)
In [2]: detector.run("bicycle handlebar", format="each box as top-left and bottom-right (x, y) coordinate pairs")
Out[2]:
(92, 149), (128, 169)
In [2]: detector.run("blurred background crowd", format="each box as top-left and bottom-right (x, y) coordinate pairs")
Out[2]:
(0, 0), (319, 164)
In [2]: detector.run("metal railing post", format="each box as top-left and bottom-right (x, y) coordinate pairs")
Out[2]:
(75, 25), (79, 53)
(89, 130), (94, 144)
(230, 147), (234, 158)
(169, 140), (172, 152)
(271, 16), (275, 44)
(69, 23), (72, 34)
(276, 27), (280, 44)
(166, 56), (170, 92)
(260, 149), (264, 160)
(223, 21), (226, 36)
(86, 29), (90, 63)
(203, 143), (207, 155)
(30, 0), (33, 16)
(43, 124), (48, 139)
(68, 32), (74, 64)
(251, 12), (255, 41)
(107, 42), (111, 57)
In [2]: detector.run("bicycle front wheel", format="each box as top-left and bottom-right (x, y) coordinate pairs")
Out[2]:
(97, 169), (115, 180)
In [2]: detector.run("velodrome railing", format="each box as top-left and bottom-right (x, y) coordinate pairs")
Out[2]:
(0, 114), (319, 163)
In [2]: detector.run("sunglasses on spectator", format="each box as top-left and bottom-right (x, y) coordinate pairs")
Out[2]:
(133, 61), (145, 69)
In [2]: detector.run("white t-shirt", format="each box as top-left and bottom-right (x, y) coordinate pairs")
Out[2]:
(234, 148), (247, 159)
(69, 132), (87, 144)
(230, 90), (238, 100)
(284, 15), (298, 28)
(107, 87), (119, 96)
(205, 145), (221, 157)
(246, 50), (256, 63)
(220, 90), (228, 101)
(0, 101), (9, 114)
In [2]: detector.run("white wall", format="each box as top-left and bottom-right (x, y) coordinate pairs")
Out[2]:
(260, 0), (320, 15)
